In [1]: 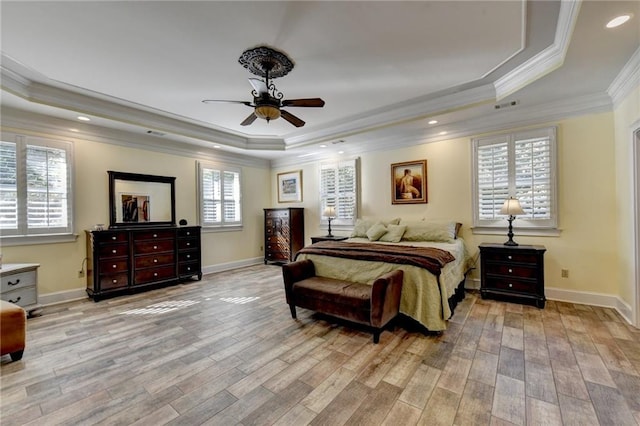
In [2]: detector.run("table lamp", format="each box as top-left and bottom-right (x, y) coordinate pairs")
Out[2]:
(324, 206), (336, 237)
(500, 197), (525, 246)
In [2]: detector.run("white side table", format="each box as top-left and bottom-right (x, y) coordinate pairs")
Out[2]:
(0, 263), (41, 317)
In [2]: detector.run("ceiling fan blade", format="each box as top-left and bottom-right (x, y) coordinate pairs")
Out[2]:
(240, 112), (258, 126)
(282, 98), (325, 108)
(202, 99), (252, 106)
(281, 110), (305, 127)
(248, 78), (268, 94)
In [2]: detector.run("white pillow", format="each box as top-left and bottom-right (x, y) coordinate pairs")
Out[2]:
(401, 221), (456, 242)
(379, 224), (407, 243)
(366, 223), (388, 241)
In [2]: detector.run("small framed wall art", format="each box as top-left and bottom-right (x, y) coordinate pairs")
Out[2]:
(277, 170), (303, 203)
(391, 160), (427, 204)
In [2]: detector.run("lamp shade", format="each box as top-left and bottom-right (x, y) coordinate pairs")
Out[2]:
(500, 197), (524, 216)
(255, 105), (281, 121)
(324, 206), (336, 218)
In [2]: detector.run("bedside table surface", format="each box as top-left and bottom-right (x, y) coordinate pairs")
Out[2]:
(310, 235), (349, 243)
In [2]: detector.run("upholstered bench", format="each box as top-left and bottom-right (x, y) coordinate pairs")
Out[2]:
(282, 259), (403, 343)
(1, 300), (26, 361)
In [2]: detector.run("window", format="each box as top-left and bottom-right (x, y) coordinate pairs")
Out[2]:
(320, 158), (358, 226)
(197, 161), (242, 229)
(0, 134), (74, 240)
(472, 126), (557, 230)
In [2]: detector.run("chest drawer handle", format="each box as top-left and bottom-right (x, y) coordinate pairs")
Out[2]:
(112, 236), (117, 240)
(508, 268), (513, 273)
(187, 267), (191, 271)
(8, 296), (21, 304)
(8, 279), (20, 286)
(186, 232), (190, 236)
(153, 234), (158, 238)
(507, 255), (512, 260)
(186, 242), (191, 247)
(186, 254), (191, 259)
(153, 245), (158, 250)
(508, 283), (513, 288)
(153, 272), (158, 277)
(112, 249), (117, 254)
(112, 264), (117, 269)
(112, 279), (118, 284)
(153, 259), (158, 263)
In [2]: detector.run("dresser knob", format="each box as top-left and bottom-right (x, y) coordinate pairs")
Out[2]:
(112, 279), (117, 284)
(112, 264), (117, 269)
(153, 245), (158, 250)
(186, 232), (190, 236)
(112, 236), (117, 240)
(112, 249), (117, 254)
(508, 283), (513, 288)
(153, 234), (158, 238)
(508, 268), (513, 273)
(186, 242), (190, 246)
(187, 267), (191, 271)
(153, 272), (158, 277)
(186, 254), (190, 259)
(153, 259), (158, 263)
(507, 255), (512, 260)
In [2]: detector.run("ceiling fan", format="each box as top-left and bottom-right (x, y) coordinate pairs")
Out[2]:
(202, 46), (325, 128)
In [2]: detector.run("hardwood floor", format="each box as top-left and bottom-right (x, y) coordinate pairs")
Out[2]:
(2, 264), (640, 425)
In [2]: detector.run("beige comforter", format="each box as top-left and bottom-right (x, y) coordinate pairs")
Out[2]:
(296, 238), (470, 331)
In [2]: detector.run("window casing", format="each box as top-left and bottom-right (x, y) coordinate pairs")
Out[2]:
(319, 158), (358, 226)
(472, 127), (557, 230)
(0, 134), (74, 238)
(197, 161), (242, 229)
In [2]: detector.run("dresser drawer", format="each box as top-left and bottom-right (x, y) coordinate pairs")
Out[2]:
(178, 251), (199, 263)
(94, 232), (129, 244)
(1, 270), (37, 292)
(1, 286), (37, 307)
(133, 230), (175, 241)
(178, 238), (198, 250)
(98, 273), (129, 290)
(99, 259), (129, 273)
(178, 262), (199, 276)
(97, 243), (129, 259)
(133, 239), (174, 254)
(134, 266), (176, 284)
(134, 253), (175, 268)
(266, 210), (289, 218)
(177, 228), (198, 238)
(265, 251), (290, 262)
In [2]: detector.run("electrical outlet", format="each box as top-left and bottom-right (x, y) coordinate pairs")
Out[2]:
(260, 245), (263, 252)
(561, 269), (569, 278)
(78, 270), (85, 278)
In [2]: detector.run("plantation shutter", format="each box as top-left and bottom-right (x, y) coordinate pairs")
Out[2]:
(26, 144), (69, 229)
(320, 158), (358, 226)
(473, 127), (557, 229)
(0, 141), (18, 230)
(198, 162), (242, 228)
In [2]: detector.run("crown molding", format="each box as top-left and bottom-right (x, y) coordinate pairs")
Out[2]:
(0, 107), (270, 169)
(494, 0), (582, 100)
(608, 46), (640, 108)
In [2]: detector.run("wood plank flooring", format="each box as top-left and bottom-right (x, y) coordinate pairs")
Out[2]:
(2, 264), (640, 425)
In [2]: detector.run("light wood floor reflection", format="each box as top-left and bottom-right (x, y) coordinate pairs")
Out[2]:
(2, 264), (639, 425)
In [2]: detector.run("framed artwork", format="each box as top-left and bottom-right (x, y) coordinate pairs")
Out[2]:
(391, 160), (427, 204)
(277, 170), (303, 203)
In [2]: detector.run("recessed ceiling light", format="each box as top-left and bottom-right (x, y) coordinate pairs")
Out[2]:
(439, 131), (448, 135)
(428, 120), (438, 125)
(606, 14), (632, 28)
(320, 144), (327, 148)
(338, 151), (344, 154)
(213, 145), (221, 149)
(69, 128), (79, 132)
(77, 116), (91, 121)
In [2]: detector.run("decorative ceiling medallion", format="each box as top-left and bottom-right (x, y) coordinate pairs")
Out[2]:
(238, 45), (295, 78)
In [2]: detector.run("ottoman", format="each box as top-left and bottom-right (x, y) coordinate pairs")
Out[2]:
(0, 300), (26, 361)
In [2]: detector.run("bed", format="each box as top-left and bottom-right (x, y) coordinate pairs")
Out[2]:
(295, 220), (472, 332)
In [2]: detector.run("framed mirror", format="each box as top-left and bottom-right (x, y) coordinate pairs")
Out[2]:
(108, 171), (176, 228)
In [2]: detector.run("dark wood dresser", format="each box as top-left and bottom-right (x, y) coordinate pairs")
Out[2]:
(264, 208), (304, 264)
(479, 243), (546, 308)
(86, 226), (202, 301)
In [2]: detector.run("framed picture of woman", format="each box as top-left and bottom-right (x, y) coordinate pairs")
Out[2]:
(391, 160), (427, 204)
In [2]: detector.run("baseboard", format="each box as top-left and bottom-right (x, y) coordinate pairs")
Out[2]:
(38, 257), (266, 306)
(202, 257), (264, 275)
(465, 279), (634, 325)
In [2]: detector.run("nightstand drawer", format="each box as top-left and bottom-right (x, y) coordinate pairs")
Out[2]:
(1, 270), (36, 292)
(484, 263), (538, 279)
(484, 277), (536, 293)
(481, 251), (539, 264)
(1, 286), (37, 307)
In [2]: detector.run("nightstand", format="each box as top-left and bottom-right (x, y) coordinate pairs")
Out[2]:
(479, 243), (546, 308)
(1, 263), (41, 316)
(310, 235), (349, 244)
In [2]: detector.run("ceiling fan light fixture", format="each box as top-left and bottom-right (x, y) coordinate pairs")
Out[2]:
(255, 105), (281, 122)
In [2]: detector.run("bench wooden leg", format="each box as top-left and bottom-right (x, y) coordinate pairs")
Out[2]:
(289, 305), (297, 319)
(10, 349), (24, 361)
(373, 330), (380, 344)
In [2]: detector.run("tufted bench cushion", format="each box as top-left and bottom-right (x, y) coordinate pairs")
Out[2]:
(1, 300), (26, 361)
(282, 259), (403, 343)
